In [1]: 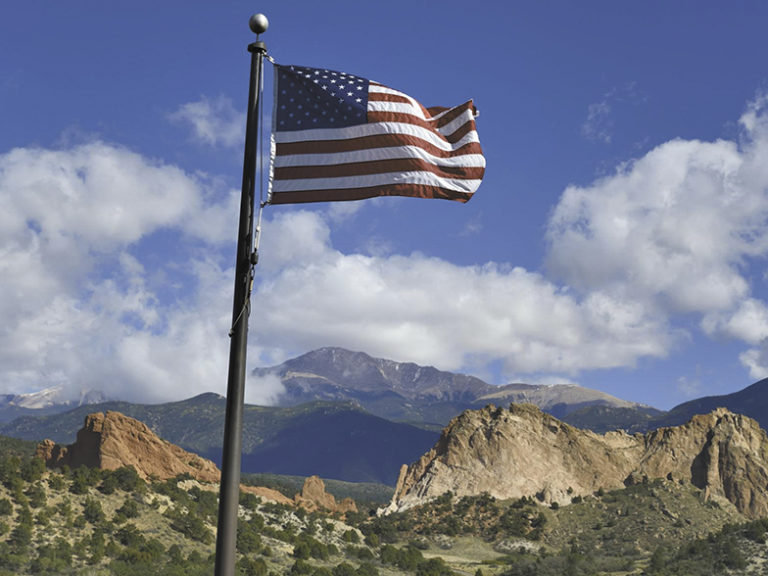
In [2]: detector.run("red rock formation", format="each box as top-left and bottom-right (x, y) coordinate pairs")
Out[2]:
(37, 411), (220, 482)
(294, 475), (357, 514)
(36, 412), (358, 511)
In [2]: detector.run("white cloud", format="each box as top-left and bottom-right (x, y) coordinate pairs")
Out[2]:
(5, 93), (768, 404)
(0, 142), (235, 402)
(547, 137), (750, 313)
(246, 373), (286, 406)
(170, 96), (244, 149)
(549, 93), (768, 376)
(739, 345), (768, 381)
(581, 83), (642, 144)
(249, 210), (673, 378)
(701, 299), (768, 344)
(582, 100), (613, 144)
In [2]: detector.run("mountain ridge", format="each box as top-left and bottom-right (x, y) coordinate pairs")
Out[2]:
(256, 346), (651, 426)
(658, 376), (768, 429)
(0, 396), (438, 485)
(4, 347), (768, 486)
(384, 403), (768, 519)
(0, 386), (109, 423)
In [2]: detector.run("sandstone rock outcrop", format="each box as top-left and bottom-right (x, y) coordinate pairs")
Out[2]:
(294, 475), (357, 514)
(36, 412), (357, 510)
(383, 403), (768, 518)
(37, 411), (221, 483)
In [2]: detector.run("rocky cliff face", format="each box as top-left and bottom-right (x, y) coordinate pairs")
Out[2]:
(37, 410), (222, 483)
(36, 411), (362, 511)
(295, 475), (357, 515)
(383, 404), (768, 519)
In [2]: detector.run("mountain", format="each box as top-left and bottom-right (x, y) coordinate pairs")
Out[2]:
(0, 386), (109, 423)
(7, 348), (768, 489)
(661, 376), (768, 431)
(257, 346), (651, 426)
(254, 347), (489, 426)
(0, 394), (438, 485)
(557, 403), (664, 433)
(474, 381), (662, 419)
(384, 403), (768, 519)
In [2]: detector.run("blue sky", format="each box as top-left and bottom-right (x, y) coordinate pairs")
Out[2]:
(2, 1), (768, 410)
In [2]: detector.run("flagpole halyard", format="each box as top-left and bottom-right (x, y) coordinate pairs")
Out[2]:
(214, 13), (268, 576)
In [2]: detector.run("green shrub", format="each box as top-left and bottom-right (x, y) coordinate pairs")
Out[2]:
(83, 496), (105, 524)
(0, 499), (12, 516)
(290, 559), (313, 575)
(332, 562), (357, 576)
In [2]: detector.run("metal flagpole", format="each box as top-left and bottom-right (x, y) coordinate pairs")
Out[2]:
(214, 13), (268, 576)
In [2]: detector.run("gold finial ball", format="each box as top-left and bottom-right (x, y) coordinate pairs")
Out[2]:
(249, 13), (269, 35)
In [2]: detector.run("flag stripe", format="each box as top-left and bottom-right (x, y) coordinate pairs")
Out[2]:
(275, 134), (482, 166)
(273, 145), (485, 169)
(274, 157), (486, 181)
(368, 92), (472, 129)
(369, 84), (430, 117)
(275, 136), (483, 160)
(268, 183), (473, 205)
(268, 64), (485, 204)
(365, 112), (477, 143)
(365, 106), (472, 134)
(272, 171), (482, 193)
(274, 119), (480, 150)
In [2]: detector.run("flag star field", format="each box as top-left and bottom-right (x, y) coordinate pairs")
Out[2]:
(276, 67), (368, 130)
(2, 1), (768, 410)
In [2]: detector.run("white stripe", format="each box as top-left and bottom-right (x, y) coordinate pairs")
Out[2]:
(274, 121), (480, 152)
(369, 85), (427, 119)
(368, 101), (423, 116)
(367, 91), (475, 135)
(435, 108), (477, 138)
(271, 171), (482, 194)
(426, 106), (459, 122)
(273, 145), (486, 169)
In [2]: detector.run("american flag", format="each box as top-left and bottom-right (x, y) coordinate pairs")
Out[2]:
(268, 64), (485, 205)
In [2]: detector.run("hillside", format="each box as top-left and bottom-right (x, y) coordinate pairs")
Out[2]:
(0, 448), (765, 576)
(385, 403), (768, 519)
(1, 409), (767, 575)
(0, 396), (438, 485)
(660, 376), (768, 430)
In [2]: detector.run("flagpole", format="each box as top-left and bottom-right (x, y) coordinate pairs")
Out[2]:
(214, 13), (268, 576)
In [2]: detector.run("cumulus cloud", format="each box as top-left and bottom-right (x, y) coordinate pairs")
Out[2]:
(5, 93), (768, 403)
(170, 95), (244, 149)
(549, 93), (768, 377)
(0, 142), (235, 402)
(249, 210), (673, 378)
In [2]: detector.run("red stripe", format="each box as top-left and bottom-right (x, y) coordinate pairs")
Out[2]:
(362, 112), (476, 143)
(431, 102), (476, 128)
(276, 136), (482, 159)
(368, 92), (412, 105)
(274, 158), (485, 181)
(269, 183), (473, 205)
(368, 91), (431, 117)
(368, 93), (475, 128)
